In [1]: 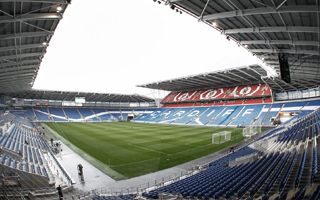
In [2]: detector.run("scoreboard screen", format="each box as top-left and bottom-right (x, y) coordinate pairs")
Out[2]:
(75, 97), (86, 104)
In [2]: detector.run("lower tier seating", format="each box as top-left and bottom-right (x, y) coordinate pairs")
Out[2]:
(141, 109), (320, 199)
(135, 99), (320, 127)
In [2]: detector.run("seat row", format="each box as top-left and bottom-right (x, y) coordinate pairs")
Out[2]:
(142, 109), (320, 199)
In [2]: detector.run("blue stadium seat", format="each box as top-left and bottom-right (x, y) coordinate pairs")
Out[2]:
(142, 109), (320, 199)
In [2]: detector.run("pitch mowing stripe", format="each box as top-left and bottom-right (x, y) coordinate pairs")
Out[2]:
(47, 124), (158, 170)
(49, 123), (232, 153)
(57, 123), (235, 158)
(51, 122), (162, 162)
(43, 123), (126, 180)
(46, 122), (244, 178)
(113, 134), (243, 177)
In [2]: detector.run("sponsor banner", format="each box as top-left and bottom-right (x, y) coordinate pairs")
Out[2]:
(161, 84), (271, 103)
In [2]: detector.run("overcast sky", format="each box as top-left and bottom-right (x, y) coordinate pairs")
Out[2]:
(33, 0), (265, 98)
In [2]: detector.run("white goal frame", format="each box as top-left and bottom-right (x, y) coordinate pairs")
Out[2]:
(212, 131), (231, 144)
(243, 126), (261, 138)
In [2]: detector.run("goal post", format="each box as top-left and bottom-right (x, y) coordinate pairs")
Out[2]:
(212, 131), (231, 144)
(243, 125), (261, 138)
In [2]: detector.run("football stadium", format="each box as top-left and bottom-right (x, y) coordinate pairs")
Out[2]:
(0, 0), (320, 199)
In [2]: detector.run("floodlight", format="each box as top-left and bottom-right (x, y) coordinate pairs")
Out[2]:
(56, 6), (62, 12)
(211, 21), (217, 27)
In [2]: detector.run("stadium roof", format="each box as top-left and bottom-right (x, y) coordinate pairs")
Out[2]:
(139, 64), (268, 91)
(5, 90), (155, 103)
(0, 0), (70, 94)
(163, 0), (320, 90)
(139, 64), (320, 92)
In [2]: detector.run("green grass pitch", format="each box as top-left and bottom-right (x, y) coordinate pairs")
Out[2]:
(45, 122), (244, 179)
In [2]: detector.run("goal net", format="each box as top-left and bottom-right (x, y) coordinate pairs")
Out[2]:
(243, 126), (261, 137)
(212, 131), (231, 144)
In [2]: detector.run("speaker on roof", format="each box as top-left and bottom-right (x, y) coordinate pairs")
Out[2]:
(278, 53), (291, 83)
